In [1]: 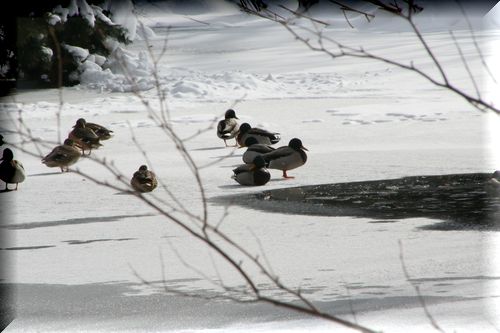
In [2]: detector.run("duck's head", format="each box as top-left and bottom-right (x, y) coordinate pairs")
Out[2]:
(1, 148), (14, 162)
(493, 170), (500, 181)
(75, 118), (87, 128)
(252, 155), (266, 169)
(289, 138), (308, 151)
(239, 123), (251, 134)
(244, 137), (258, 147)
(225, 109), (238, 120)
(139, 165), (148, 171)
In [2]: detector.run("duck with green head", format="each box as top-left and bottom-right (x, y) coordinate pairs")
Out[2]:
(232, 155), (271, 186)
(217, 109), (240, 147)
(262, 138), (308, 179)
(0, 148), (26, 191)
(236, 123), (280, 147)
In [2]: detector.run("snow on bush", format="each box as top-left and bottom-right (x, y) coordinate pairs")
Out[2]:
(77, 46), (155, 92)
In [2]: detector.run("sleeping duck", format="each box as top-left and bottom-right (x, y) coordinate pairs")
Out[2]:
(68, 118), (102, 155)
(0, 148), (26, 191)
(232, 155), (271, 186)
(131, 165), (158, 193)
(236, 123), (280, 147)
(242, 137), (275, 164)
(262, 138), (308, 179)
(75, 118), (114, 141)
(217, 109), (240, 147)
(42, 139), (81, 172)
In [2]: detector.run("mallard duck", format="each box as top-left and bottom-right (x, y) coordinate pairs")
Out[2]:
(75, 118), (113, 140)
(217, 109), (240, 147)
(236, 123), (280, 147)
(242, 137), (275, 163)
(262, 138), (308, 179)
(68, 118), (102, 155)
(0, 148), (26, 191)
(42, 139), (82, 172)
(232, 155), (270, 186)
(131, 165), (158, 193)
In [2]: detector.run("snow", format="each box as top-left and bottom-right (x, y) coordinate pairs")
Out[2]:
(108, 0), (137, 40)
(1, 1), (500, 332)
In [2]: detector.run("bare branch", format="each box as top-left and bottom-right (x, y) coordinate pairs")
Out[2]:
(449, 30), (481, 99)
(399, 240), (446, 333)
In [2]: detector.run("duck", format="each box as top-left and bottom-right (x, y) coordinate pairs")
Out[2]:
(68, 118), (102, 155)
(262, 138), (308, 179)
(0, 148), (26, 191)
(242, 137), (275, 164)
(75, 118), (113, 140)
(217, 109), (240, 147)
(131, 165), (158, 193)
(236, 123), (280, 147)
(42, 138), (82, 172)
(232, 155), (270, 186)
(487, 170), (500, 186)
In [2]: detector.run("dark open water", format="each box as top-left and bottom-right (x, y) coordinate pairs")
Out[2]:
(216, 173), (500, 231)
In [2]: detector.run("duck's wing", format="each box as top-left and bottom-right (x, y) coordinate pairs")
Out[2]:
(11, 160), (25, 182)
(218, 119), (239, 138)
(249, 144), (275, 154)
(232, 163), (253, 175)
(249, 128), (278, 137)
(87, 123), (113, 139)
(262, 146), (293, 161)
(249, 128), (280, 144)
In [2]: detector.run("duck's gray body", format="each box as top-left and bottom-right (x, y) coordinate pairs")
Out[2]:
(262, 138), (308, 178)
(217, 109), (240, 146)
(242, 137), (275, 164)
(69, 119), (102, 154)
(84, 121), (114, 140)
(232, 156), (270, 186)
(42, 139), (81, 172)
(0, 148), (25, 190)
(236, 123), (280, 147)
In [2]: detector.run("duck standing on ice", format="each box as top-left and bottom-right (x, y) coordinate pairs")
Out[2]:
(77, 118), (114, 141)
(42, 139), (82, 172)
(68, 118), (102, 155)
(236, 123), (280, 147)
(232, 155), (270, 186)
(262, 138), (308, 179)
(217, 109), (240, 147)
(0, 148), (26, 191)
(131, 165), (158, 193)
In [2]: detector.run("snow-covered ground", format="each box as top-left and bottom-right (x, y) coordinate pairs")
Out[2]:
(1, 1), (500, 332)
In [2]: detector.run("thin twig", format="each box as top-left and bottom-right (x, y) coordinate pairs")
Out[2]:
(399, 240), (446, 333)
(449, 30), (481, 99)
